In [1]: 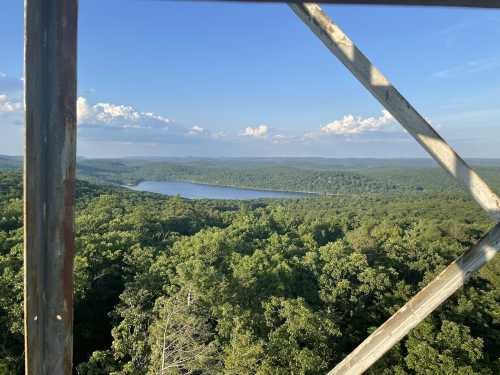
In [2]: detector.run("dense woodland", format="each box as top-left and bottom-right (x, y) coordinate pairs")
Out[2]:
(3, 156), (500, 194)
(1, 159), (500, 374)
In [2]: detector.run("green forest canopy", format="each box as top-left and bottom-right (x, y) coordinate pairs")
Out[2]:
(0, 161), (499, 373)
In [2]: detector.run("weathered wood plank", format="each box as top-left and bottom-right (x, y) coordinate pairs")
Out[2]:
(24, 0), (78, 373)
(289, 2), (500, 221)
(329, 223), (500, 374)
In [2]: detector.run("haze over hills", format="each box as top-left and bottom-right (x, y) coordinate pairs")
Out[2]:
(2, 155), (500, 196)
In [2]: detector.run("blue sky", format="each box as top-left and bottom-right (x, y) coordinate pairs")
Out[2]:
(1, 1), (500, 158)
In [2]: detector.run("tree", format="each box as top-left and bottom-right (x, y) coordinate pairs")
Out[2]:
(405, 320), (486, 375)
(148, 292), (219, 375)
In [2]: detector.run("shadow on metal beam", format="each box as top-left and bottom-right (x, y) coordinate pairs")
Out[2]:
(289, 2), (500, 374)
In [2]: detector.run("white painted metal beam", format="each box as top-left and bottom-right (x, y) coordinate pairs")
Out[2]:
(289, 2), (500, 222)
(289, 3), (500, 374)
(329, 223), (500, 374)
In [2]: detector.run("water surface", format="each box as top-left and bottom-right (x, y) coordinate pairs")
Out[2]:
(129, 181), (308, 200)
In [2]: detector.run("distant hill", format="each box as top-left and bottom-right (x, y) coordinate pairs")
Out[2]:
(0, 155), (22, 171)
(2, 156), (500, 196)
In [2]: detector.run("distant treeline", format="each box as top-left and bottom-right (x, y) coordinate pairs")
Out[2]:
(76, 158), (500, 196)
(2, 156), (500, 195)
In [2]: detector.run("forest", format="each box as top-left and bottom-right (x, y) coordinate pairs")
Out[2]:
(1, 166), (499, 374)
(3, 156), (500, 194)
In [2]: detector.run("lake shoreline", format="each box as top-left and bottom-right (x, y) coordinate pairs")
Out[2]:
(127, 179), (321, 196)
(125, 180), (319, 200)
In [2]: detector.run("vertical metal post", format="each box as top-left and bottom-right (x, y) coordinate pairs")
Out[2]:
(24, 0), (78, 373)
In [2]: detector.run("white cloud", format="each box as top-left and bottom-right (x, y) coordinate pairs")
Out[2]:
(0, 89), (427, 155)
(77, 96), (171, 129)
(271, 134), (299, 144)
(0, 72), (6, 78)
(320, 110), (395, 135)
(76, 96), (206, 144)
(188, 125), (205, 135)
(77, 97), (92, 122)
(212, 131), (227, 139)
(242, 124), (268, 138)
(0, 94), (23, 113)
(76, 97), (237, 146)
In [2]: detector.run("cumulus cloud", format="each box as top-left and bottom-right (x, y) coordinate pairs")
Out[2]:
(76, 96), (209, 144)
(320, 110), (395, 135)
(77, 97), (92, 122)
(0, 80), (420, 156)
(75, 97), (235, 146)
(188, 125), (205, 135)
(0, 72), (23, 116)
(0, 94), (23, 113)
(242, 124), (269, 138)
(77, 96), (171, 129)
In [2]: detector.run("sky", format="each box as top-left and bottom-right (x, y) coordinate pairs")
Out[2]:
(1, 0), (500, 158)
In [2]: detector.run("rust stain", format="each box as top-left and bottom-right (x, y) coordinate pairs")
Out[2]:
(62, 175), (75, 374)
(62, 176), (74, 308)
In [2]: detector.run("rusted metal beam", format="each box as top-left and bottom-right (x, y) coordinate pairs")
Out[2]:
(24, 0), (78, 373)
(329, 223), (500, 374)
(289, 2), (500, 221)
(192, 0), (500, 9)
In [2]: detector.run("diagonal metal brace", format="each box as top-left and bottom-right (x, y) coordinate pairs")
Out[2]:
(289, 2), (500, 222)
(289, 3), (500, 374)
(329, 223), (500, 374)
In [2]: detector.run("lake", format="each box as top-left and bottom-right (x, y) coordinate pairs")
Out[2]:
(129, 181), (309, 200)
